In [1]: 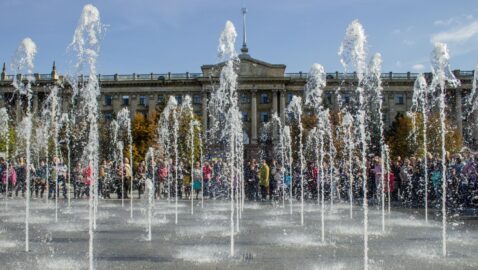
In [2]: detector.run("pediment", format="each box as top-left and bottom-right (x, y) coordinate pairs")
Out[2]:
(201, 53), (286, 78)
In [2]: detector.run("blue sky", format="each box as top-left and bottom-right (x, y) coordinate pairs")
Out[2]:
(0, 0), (477, 75)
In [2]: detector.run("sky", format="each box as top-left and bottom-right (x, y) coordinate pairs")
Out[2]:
(0, 0), (477, 75)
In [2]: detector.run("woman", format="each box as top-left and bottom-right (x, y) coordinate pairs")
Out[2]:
(82, 162), (94, 198)
(192, 162), (202, 200)
(136, 160), (147, 199)
(202, 162), (212, 198)
(2, 161), (16, 197)
(34, 160), (47, 198)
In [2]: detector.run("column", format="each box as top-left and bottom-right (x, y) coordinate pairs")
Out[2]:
(251, 90), (258, 144)
(455, 87), (463, 139)
(32, 92), (39, 114)
(130, 95), (137, 117)
(148, 94), (156, 118)
(202, 90), (208, 132)
(271, 89), (278, 115)
(112, 94), (121, 115)
(279, 89), (286, 124)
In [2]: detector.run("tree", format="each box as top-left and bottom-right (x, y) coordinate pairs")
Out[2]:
(131, 113), (158, 169)
(386, 112), (463, 160)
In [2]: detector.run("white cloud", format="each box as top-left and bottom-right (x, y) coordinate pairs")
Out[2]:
(395, 60), (402, 68)
(434, 18), (456, 26)
(431, 21), (478, 44)
(412, 64), (425, 71)
(434, 14), (473, 26)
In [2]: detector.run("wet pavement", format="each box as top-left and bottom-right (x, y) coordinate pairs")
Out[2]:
(0, 196), (477, 270)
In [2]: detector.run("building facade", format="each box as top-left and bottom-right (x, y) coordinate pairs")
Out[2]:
(0, 50), (476, 149)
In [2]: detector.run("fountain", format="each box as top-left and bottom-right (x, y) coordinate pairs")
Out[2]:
(1, 4), (478, 270)
(117, 108), (134, 218)
(287, 96), (305, 226)
(429, 42), (460, 257)
(43, 86), (61, 222)
(159, 96), (178, 222)
(283, 125), (293, 215)
(66, 4), (104, 269)
(410, 74), (430, 222)
(11, 37), (37, 252)
(367, 53), (387, 232)
(339, 19), (369, 270)
(207, 20), (243, 256)
(59, 113), (72, 208)
(145, 147), (154, 241)
(342, 112), (355, 219)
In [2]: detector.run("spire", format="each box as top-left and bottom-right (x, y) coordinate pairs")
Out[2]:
(241, 7), (249, 54)
(51, 61), (58, 80)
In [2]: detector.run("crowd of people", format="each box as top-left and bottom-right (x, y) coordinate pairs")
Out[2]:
(0, 152), (477, 209)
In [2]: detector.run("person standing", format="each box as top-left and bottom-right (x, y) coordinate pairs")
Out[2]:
(193, 162), (202, 200)
(202, 162), (212, 198)
(259, 159), (270, 201)
(15, 157), (26, 197)
(2, 160), (16, 197)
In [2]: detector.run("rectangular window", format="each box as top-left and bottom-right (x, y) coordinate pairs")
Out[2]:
(260, 93), (269, 104)
(139, 96), (148, 106)
(122, 96), (130, 106)
(104, 95), (112, 106)
(342, 94), (350, 104)
(104, 112), (113, 121)
(260, 112), (269, 123)
(240, 94), (250, 104)
(242, 111), (248, 122)
(395, 94), (404, 105)
(157, 95), (164, 104)
(176, 95), (182, 105)
(193, 95), (201, 105)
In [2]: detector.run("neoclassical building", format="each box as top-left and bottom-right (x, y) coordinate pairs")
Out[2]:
(0, 46), (476, 150)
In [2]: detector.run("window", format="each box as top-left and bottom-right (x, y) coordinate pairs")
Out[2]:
(242, 111), (249, 122)
(104, 112), (113, 121)
(157, 95), (164, 104)
(175, 95), (182, 105)
(342, 94), (350, 104)
(260, 112), (269, 123)
(193, 95), (201, 105)
(139, 96), (148, 106)
(260, 93), (269, 104)
(326, 92), (332, 105)
(122, 96), (129, 106)
(104, 95), (112, 106)
(395, 94), (404, 105)
(287, 93), (294, 105)
(240, 94), (250, 104)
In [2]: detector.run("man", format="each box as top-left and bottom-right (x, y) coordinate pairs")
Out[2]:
(259, 159), (270, 201)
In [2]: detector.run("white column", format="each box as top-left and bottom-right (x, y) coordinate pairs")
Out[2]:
(251, 90), (258, 144)
(272, 89), (278, 115)
(280, 89), (286, 124)
(148, 94), (156, 118)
